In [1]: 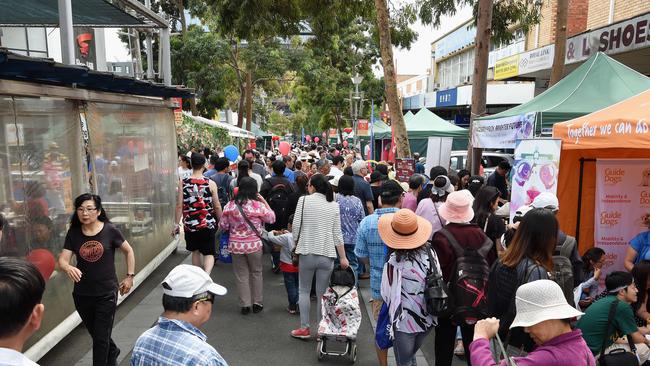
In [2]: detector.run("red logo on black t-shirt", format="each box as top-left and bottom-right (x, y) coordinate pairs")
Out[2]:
(79, 240), (104, 262)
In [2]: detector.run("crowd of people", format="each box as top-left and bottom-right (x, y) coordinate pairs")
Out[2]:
(2, 140), (650, 366)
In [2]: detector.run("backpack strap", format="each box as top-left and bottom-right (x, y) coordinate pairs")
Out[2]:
(477, 235), (494, 258)
(599, 299), (618, 356)
(438, 228), (464, 258)
(559, 235), (576, 258)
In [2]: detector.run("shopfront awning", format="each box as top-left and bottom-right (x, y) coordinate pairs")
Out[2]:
(0, 49), (193, 98)
(183, 112), (255, 139)
(0, 0), (145, 27)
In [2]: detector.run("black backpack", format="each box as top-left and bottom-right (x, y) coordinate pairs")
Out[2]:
(265, 178), (291, 230)
(553, 235), (577, 307)
(438, 228), (493, 325)
(212, 173), (231, 209)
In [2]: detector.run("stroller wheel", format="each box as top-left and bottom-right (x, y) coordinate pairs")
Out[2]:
(347, 342), (357, 364)
(316, 340), (324, 361)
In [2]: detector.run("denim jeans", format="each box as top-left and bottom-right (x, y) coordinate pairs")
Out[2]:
(283, 271), (299, 310)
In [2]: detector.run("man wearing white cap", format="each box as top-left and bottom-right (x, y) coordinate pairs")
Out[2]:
(131, 265), (228, 366)
(469, 280), (593, 365)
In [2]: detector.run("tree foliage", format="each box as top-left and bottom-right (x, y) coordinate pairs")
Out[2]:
(415, 0), (541, 45)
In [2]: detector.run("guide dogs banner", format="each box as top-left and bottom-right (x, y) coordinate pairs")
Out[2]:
(595, 159), (650, 275)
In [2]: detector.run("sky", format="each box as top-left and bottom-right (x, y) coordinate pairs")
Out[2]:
(72, 6), (474, 77)
(391, 5), (473, 76)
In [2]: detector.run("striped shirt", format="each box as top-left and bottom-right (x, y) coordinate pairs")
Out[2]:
(130, 317), (228, 366)
(292, 193), (344, 258)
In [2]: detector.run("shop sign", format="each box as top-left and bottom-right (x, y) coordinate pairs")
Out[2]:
(494, 54), (520, 80)
(565, 12), (650, 64)
(594, 159), (650, 277)
(436, 88), (457, 107)
(472, 112), (536, 149)
(395, 158), (415, 183)
(357, 119), (368, 137)
(74, 27), (96, 70)
(519, 44), (554, 75)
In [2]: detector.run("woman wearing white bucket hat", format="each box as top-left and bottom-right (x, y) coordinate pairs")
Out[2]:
(470, 280), (594, 366)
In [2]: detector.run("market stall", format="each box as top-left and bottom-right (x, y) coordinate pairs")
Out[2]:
(475, 52), (650, 149)
(552, 89), (650, 262)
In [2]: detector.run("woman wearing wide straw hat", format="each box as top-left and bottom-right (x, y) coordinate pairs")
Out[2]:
(379, 209), (439, 366)
(470, 280), (595, 365)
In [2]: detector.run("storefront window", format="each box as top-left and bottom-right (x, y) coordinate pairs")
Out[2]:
(86, 102), (178, 279)
(0, 96), (87, 346)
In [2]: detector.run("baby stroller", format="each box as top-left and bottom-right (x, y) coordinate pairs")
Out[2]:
(316, 266), (361, 363)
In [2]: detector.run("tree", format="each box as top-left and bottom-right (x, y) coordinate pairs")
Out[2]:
(375, 0), (411, 158)
(169, 26), (238, 117)
(416, 0), (541, 173)
(549, 0), (568, 86)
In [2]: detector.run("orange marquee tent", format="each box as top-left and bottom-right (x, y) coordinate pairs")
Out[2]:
(553, 89), (650, 253)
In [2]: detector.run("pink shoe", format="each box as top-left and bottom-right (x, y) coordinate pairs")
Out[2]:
(290, 327), (311, 340)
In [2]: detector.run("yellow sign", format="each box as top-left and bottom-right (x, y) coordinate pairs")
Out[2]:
(494, 54), (520, 80)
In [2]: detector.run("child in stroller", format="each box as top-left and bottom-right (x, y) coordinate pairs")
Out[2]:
(317, 265), (361, 363)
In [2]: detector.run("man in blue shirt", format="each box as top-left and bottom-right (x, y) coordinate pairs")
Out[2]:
(131, 265), (228, 366)
(282, 156), (296, 183)
(414, 152), (425, 174)
(355, 180), (403, 366)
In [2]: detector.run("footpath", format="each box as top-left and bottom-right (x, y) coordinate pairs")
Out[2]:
(42, 246), (464, 365)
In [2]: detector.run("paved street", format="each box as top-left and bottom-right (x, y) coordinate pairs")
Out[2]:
(41, 244), (465, 366)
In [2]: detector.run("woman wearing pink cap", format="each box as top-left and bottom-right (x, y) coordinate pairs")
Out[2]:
(431, 190), (496, 366)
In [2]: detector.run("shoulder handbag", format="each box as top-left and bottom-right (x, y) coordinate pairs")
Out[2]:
(235, 202), (271, 249)
(291, 198), (305, 266)
(423, 244), (449, 316)
(598, 299), (638, 366)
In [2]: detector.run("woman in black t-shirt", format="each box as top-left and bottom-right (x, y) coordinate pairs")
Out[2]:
(472, 186), (507, 255)
(58, 193), (135, 366)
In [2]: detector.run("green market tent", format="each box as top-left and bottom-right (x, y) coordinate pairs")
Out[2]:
(368, 108), (467, 157)
(406, 108), (468, 155)
(477, 52), (650, 130)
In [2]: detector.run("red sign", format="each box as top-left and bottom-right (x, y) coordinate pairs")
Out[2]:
(358, 119), (368, 137)
(171, 98), (183, 112)
(395, 158), (415, 183)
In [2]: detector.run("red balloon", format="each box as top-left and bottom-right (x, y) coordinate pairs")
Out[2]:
(279, 141), (291, 156)
(305, 135), (312, 142)
(26, 249), (55, 281)
(314, 137), (320, 143)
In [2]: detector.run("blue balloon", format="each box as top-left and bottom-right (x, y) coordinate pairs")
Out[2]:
(224, 145), (239, 161)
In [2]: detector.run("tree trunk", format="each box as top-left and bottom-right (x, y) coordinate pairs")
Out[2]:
(177, 0), (187, 33)
(467, 0), (493, 175)
(549, 0), (568, 86)
(245, 72), (253, 131)
(375, 0), (410, 159)
(237, 84), (245, 128)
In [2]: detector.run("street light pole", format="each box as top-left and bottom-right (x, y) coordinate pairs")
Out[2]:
(351, 73), (363, 149)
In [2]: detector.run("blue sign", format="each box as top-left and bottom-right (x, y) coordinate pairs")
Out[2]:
(436, 88), (457, 107)
(454, 114), (470, 127)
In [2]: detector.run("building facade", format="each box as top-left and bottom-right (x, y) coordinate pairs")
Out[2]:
(495, 1), (650, 83)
